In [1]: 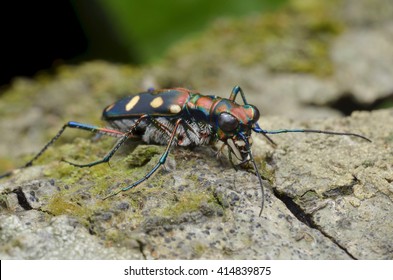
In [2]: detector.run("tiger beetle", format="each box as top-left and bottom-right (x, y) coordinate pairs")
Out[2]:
(0, 86), (371, 216)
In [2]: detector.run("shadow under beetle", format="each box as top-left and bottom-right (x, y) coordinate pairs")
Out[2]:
(0, 86), (371, 216)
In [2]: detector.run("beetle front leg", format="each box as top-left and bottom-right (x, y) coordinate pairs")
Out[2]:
(229, 85), (249, 104)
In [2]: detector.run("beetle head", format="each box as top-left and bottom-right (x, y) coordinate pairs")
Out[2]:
(213, 100), (260, 140)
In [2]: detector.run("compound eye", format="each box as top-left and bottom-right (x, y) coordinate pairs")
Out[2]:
(218, 113), (239, 132)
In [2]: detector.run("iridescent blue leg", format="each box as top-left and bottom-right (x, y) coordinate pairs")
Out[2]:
(104, 118), (184, 199)
(64, 115), (196, 168)
(0, 121), (126, 179)
(63, 115), (153, 168)
(229, 85), (248, 104)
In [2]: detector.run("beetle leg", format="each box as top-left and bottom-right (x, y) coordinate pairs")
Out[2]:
(229, 85), (250, 105)
(104, 118), (184, 199)
(0, 121), (127, 178)
(149, 117), (173, 137)
(227, 148), (240, 171)
(63, 115), (152, 168)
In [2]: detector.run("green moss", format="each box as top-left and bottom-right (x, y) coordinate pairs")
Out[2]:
(193, 243), (207, 257)
(185, 173), (199, 183)
(36, 137), (175, 226)
(258, 159), (275, 183)
(124, 145), (163, 167)
(0, 158), (14, 175)
(159, 191), (214, 218)
(0, 79), (42, 117)
(45, 194), (89, 217)
(0, 194), (10, 210)
(162, 0), (344, 77)
(259, 0), (343, 75)
(294, 189), (321, 205)
(361, 160), (374, 168)
(1, 238), (24, 254)
(105, 229), (124, 243)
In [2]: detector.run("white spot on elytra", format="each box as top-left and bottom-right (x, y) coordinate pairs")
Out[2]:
(169, 104), (181, 114)
(125, 96), (140, 111)
(150, 96), (164, 108)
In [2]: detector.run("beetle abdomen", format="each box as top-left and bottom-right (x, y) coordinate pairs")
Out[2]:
(107, 117), (213, 147)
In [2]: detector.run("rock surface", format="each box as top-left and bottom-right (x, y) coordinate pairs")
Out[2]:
(0, 0), (392, 259)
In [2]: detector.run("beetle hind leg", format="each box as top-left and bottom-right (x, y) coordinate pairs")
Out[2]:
(0, 121), (126, 179)
(104, 118), (184, 199)
(62, 116), (154, 168)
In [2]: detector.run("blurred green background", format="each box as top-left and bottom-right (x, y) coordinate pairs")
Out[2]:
(0, 0), (287, 86)
(75, 0), (287, 63)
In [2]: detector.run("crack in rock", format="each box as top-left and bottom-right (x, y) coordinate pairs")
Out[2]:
(272, 188), (357, 259)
